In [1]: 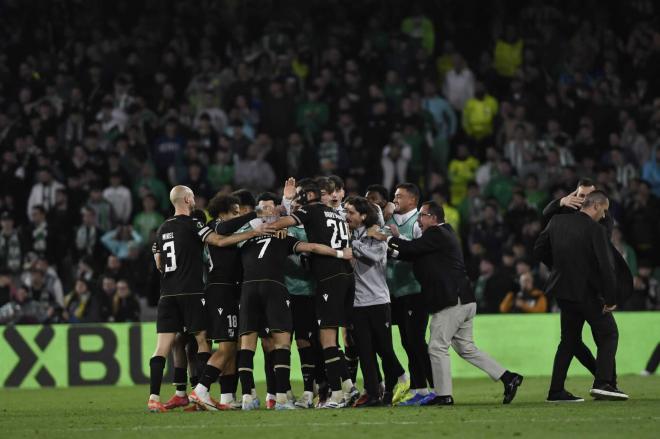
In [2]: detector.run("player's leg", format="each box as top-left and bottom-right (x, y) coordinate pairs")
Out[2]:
(148, 295), (182, 412)
(260, 335), (278, 408)
(162, 333), (192, 409)
(238, 332), (259, 410)
(265, 283), (295, 410)
(352, 306), (382, 407)
(369, 304), (408, 406)
(292, 295), (317, 408)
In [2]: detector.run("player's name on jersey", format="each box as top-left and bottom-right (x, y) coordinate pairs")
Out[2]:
(322, 210), (345, 221)
(161, 232), (174, 240)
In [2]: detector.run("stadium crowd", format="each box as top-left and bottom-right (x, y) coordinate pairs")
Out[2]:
(0, 0), (659, 325)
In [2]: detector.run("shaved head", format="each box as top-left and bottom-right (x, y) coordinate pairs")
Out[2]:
(170, 185), (195, 214)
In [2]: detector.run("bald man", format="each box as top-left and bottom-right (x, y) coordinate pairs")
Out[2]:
(148, 186), (272, 412)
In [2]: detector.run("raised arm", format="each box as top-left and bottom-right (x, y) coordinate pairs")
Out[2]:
(215, 212), (257, 234)
(206, 225), (274, 248)
(268, 215), (298, 231)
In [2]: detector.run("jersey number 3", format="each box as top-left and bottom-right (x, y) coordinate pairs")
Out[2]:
(326, 219), (349, 249)
(163, 241), (177, 272)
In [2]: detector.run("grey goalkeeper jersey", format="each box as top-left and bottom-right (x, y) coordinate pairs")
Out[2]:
(351, 226), (390, 307)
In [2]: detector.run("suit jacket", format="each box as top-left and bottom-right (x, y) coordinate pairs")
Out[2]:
(389, 223), (475, 314)
(542, 198), (633, 304)
(533, 212), (617, 305)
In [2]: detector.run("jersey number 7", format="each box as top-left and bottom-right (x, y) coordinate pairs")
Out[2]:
(257, 237), (272, 259)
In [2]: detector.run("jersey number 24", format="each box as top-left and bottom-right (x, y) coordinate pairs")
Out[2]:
(326, 219), (349, 249)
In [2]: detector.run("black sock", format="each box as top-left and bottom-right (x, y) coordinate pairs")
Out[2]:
(272, 348), (291, 395)
(229, 374), (238, 394)
(174, 367), (187, 392)
(196, 352), (212, 390)
(338, 349), (350, 382)
(238, 350), (255, 396)
(149, 356), (166, 396)
(298, 346), (316, 392)
(345, 345), (359, 383)
(190, 375), (199, 387)
(264, 351), (277, 395)
(323, 347), (343, 392)
(219, 374), (235, 395)
(200, 365), (221, 390)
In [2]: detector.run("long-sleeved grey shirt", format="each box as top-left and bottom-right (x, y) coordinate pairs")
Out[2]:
(351, 226), (390, 307)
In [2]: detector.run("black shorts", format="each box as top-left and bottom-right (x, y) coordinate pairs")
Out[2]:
(315, 273), (355, 329)
(291, 295), (316, 341)
(205, 283), (240, 342)
(157, 294), (207, 334)
(239, 280), (292, 336)
(391, 293), (424, 326)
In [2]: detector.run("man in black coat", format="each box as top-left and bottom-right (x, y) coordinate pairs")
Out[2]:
(369, 201), (523, 405)
(543, 179), (633, 385)
(535, 191), (628, 402)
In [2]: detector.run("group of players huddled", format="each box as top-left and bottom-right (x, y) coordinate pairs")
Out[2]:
(147, 176), (448, 411)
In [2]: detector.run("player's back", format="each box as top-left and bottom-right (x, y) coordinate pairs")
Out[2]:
(206, 218), (243, 284)
(156, 215), (211, 296)
(239, 220), (300, 284)
(291, 202), (352, 280)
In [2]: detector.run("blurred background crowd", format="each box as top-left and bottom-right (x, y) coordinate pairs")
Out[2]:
(0, 0), (658, 325)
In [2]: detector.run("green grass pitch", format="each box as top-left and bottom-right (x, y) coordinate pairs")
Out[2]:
(1, 375), (658, 439)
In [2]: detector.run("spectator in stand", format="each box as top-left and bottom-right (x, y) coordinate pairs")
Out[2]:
(499, 272), (547, 313)
(484, 159), (517, 209)
(443, 54), (475, 112)
(0, 285), (49, 324)
(469, 202), (509, 262)
(75, 207), (107, 270)
(101, 224), (143, 260)
(152, 117), (186, 184)
(473, 255), (516, 313)
(63, 278), (103, 323)
(133, 194), (164, 244)
(421, 79), (456, 143)
(233, 143), (276, 193)
(87, 186), (115, 232)
(448, 144), (479, 205)
(626, 260), (659, 311)
(494, 25), (524, 79)
(462, 82), (499, 146)
(642, 146), (660, 197)
(296, 86), (329, 144)
(103, 173), (133, 224)
(381, 133), (412, 191)
(26, 205), (52, 262)
(0, 211), (24, 275)
(26, 168), (64, 217)
(112, 279), (141, 322)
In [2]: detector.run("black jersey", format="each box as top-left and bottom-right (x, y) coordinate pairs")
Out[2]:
(238, 221), (301, 284)
(206, 218), (243, 284)
(156, 215), (212, 296)
(290, 202), (352, 280)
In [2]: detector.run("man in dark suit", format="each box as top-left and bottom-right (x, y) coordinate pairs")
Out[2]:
(369, 201), (523, 405)
(543, 179), (633, 386)
(535, 191), (628, 402)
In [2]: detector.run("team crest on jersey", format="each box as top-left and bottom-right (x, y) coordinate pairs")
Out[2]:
(196, 221), (204, 229)
(322, 294), (329, 302)
(228, 329), (234, 337)
(217, 307), (223, 316)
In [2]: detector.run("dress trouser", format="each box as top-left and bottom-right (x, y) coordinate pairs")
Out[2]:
(550, 297), (619, 392)
(353, 303), (405, 397)
(396, 294), (434, 389)
(428, 301), (505, 396)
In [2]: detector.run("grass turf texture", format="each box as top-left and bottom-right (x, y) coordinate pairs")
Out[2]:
(1, 375), (658, 439)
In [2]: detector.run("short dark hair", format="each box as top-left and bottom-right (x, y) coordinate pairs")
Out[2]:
(421, 201), (445, 222)
(231, 189), (256, 209)
(297, 179), (321, 203)
(207, 194), (240, 218)
(256, 192), (281, 205)
(395, 182), (420, 201)
(328, 175), (345, 190)
(315, 176), (336, 194)
(344, 196), (379, 228)
(582, 190), (609, 209)
(577, 178), (595, 188)
(366, 184), (389, 202)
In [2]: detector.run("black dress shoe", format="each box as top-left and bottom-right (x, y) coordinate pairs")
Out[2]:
(590, 384), (629, 401)
(546, 390), (584, 402)
(354, 394), (384, 408)
(502, 372), (524, 404)
(425, 395), (454, 406)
